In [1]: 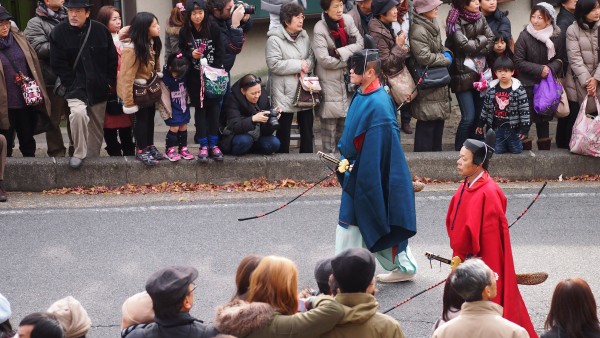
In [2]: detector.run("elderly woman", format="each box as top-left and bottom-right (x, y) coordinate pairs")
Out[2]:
(312, 0), (363, 153)
(409, 0), (452, 152)
(514, 2), (565, 151)
(266, 2), (315, 153)
(445, 0), (495, 151)
(0, 7), (51, 157)
(561, 0), (600, 149)
(220, 74), (281, 155)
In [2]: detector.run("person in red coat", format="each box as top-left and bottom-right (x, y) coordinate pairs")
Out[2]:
(445, 130), (538, 338)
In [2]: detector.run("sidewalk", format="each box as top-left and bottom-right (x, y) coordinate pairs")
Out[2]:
(5, 108), (599, 192)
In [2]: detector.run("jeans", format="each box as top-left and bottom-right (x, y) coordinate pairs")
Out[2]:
(495, 126), (523, 154)
(455, 90), (484, 150)
(231, 134), (281, 155)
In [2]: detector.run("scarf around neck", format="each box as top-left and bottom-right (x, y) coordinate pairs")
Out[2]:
(0, 32), (14, 50)
(396, 0), (409, 23)
(36, 1), (68, 24)
(526, 23), (556, 60)
(446, 6), (481, 36)
(324, 13), (348, 48)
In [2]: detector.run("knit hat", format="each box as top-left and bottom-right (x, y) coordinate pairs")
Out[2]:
(121, 292), (154, 328)
(0, 293), (11, 323)
(536, 2), (556, 23)
(463, 129), (496, 170)
(314, 258), (333, 294)
(371, 0), (399, 16)
(413, 0), (443, 14)
(331, 248), (376, 293)
(47, 296), (91, 338)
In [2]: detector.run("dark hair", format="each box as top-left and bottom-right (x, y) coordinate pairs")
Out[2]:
(168, 6), (185, 27)
(545, 278), (600, 338)
(233, 255), (263, 300)
(531, 5), (554, 23)
(96, 5), (120, 29)
(451, 0), (472, 10)
(441, 271), (465, 321)
(492, 56), (515, 72)
(127, 12), (163, 65)
(0, 321), (15, 338)
(239, 74), (262, 89)
(181, 2), (212, 43)
(575, 0), (600, 29)
(328, 274), (340, 296)
(166, 53), (190, 79)
(280, 2), (304, 28)
(207, 0), (230, 12)
(320, 0), (342, 11)
(20, 313), (64, 338)
(152, 286), (191, 320)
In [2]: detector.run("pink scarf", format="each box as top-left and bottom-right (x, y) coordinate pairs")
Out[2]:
(526, 23), (556, 60)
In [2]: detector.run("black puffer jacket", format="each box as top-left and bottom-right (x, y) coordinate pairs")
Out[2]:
(485, 9), (511, 40)
(50, 19), (118, 105)
(556, 7), (575, 73)
(219, 79), (277, 154)
(514, 25), (564, 87)
(445, 16), (495, 93)
(122, 313), (221, 338)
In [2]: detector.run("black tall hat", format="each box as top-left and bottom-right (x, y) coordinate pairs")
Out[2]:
(347, 49), (380, 75)
(463, 129), (496, 170)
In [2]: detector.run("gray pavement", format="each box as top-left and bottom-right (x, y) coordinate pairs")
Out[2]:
(0, 182), (599, 337)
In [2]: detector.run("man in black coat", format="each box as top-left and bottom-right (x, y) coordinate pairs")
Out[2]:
(49, 0), (117, 168)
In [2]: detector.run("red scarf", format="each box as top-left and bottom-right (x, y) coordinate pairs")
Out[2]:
(396, 0), (409, 23)
(329, 17), (349, 47)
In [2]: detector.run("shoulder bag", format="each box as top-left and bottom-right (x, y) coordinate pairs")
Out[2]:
(533, 69), (562, 117)
(386, 66), (417, 106)
(0, 50), (44, 106)
(133, 71), (162, 108)
(202, 64), (229, 99)
(410, 64), (451, 89)
(293, 75), (322, 108)
(54, 21), (92, 97)
(569, 96), (600, 157)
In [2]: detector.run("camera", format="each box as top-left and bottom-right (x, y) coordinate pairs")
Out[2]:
(231, 1), (256, 15)
(266, 109), (279, 130)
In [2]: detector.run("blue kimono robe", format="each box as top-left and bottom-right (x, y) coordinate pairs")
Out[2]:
(337, 84), (417, 268)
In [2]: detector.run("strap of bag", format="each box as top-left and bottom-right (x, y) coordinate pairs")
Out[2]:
(73, 21), (92, 71)
(0, 49), (23, 74)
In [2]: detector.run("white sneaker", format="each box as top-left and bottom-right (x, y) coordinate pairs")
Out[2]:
(376, 269), (416, 283)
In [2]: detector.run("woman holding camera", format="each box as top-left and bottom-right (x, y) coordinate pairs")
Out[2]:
(220, 74), (281, 155)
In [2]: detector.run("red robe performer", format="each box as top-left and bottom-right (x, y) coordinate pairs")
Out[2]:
(446, 130), (537, 338)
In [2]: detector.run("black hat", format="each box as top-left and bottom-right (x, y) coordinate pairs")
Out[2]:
(463, 129), (496, 170)
(64, 0), (93, 8)
(186, 0), (207, 11)
(0, 7), (14, 22)
(348, 49), (380, 75)
(371, 0), (399, 16)
(145, 266), (198, 307)
(314, 258), (333, 294)
(331, 248), (376, 293)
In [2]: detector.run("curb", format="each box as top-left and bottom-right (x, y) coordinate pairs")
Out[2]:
(4, 150), (599, 192)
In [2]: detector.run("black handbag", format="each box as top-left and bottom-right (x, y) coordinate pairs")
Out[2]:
(411, 64), (451, 89)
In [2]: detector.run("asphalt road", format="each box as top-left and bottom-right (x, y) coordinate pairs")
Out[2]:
(1, 182), (599, 337)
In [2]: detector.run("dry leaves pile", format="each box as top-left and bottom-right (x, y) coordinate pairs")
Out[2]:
(42, 174), (600, 196)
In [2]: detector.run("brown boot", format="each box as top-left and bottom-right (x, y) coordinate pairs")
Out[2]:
(537, 137), (552, 150)
(522, 138), (533, 151)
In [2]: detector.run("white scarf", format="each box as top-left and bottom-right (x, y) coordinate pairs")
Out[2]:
(526, 23), (556, 60)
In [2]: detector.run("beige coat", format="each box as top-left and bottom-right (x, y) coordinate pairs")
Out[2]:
(266, 27), (315, 113)
(312, 13), (363, 119)
(0, 27), (50, 130)
(564, 21), (600, 107)
(432, 301), (529, 338)
(117, 41), (160, 113)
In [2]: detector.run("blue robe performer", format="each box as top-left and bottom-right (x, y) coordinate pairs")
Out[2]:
(335, 49), (418, 283)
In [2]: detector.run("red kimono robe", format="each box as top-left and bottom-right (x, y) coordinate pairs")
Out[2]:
(446, 171), (537, 338)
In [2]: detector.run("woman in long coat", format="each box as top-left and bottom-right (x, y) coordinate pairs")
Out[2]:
(312, 0), (363, 153)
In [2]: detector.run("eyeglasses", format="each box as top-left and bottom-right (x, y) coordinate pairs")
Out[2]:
(189, 282), (198, 294)
(241, 77), (261, 88)
(0, 21), (11, 27)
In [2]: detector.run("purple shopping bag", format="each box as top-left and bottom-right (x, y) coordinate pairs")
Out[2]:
(533, 70), (562, 117)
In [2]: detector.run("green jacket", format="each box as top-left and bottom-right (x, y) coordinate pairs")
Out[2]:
(321, 293), (406, 338)
(214, 295), (344, 338)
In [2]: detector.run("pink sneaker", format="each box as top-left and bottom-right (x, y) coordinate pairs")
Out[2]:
(179, 147), (194, 160)
(197, 146), (209, 162)
(166, 146), (181, 162)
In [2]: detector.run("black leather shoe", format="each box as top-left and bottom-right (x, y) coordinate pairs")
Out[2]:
(401, 122), (413, 134)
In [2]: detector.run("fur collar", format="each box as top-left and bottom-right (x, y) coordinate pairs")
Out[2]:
(213, 299), (274, 337)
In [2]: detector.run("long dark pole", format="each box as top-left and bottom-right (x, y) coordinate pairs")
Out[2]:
(382, 278), (448, 314)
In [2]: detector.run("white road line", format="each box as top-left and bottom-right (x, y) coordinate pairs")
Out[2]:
(0, 192), (597, 216)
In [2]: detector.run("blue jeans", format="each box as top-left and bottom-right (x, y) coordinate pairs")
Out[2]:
(231, 134), (281, 155)
(495, 127), (523, 154)
(455, 90), (484, 150)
